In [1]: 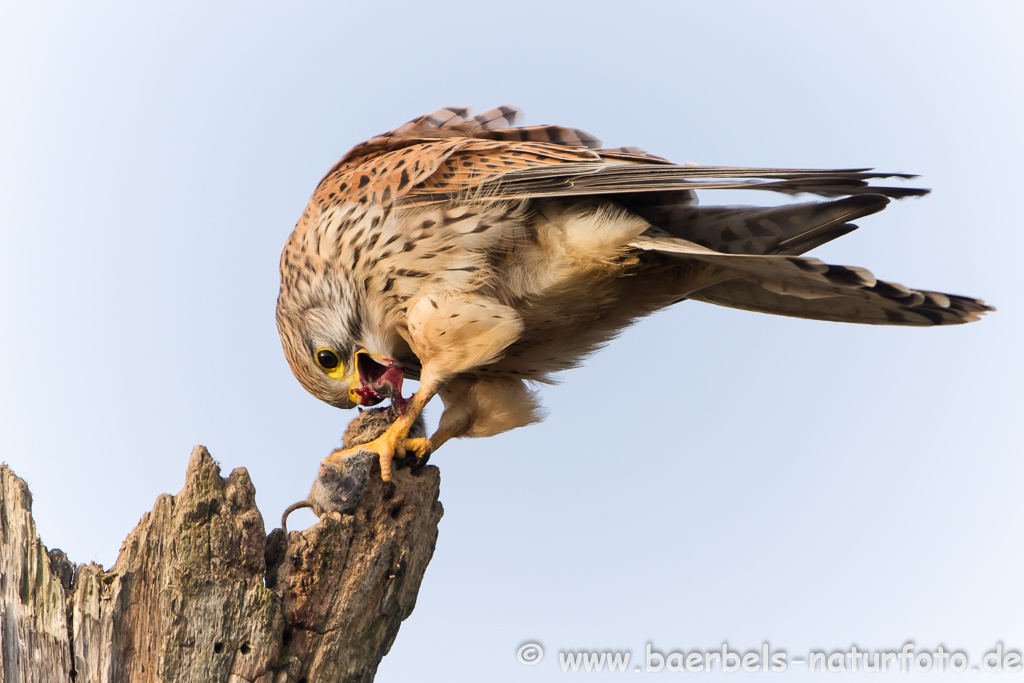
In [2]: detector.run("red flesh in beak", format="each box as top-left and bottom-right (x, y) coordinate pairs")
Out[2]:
(354, 353), (404, 406)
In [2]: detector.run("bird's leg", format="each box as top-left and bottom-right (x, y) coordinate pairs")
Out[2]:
(324, 378), (441, 482)
(395, 414), (466, 470)
(386, 394), (432, 461)
(424, 414), (470, 454)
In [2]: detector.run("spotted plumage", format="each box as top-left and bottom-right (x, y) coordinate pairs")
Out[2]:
(276, 105), (993, 480)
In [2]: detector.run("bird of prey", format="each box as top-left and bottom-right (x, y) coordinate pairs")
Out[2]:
(276, 105), (992, 480)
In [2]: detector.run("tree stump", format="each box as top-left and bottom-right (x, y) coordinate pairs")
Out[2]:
(0, 446), (443, 682)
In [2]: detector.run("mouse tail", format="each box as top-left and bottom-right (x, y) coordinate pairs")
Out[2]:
(281, 501), (313, 534)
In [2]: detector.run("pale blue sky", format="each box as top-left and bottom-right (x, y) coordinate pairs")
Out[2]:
(1, 1), (1021, 680)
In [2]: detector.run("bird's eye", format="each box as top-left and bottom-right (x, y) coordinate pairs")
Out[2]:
(316, 348), (340, 370)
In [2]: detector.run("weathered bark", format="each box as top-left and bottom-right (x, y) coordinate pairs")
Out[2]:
(0, 446), (443, 683)
(0, 466), (73, 682)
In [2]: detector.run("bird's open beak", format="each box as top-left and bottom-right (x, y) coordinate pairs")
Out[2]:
(349, 350), (404, 406)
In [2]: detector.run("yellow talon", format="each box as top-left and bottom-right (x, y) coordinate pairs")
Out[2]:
(402, 437), (432, 460)
(325, 427), (407, 482)
(325, 387), (436, 482)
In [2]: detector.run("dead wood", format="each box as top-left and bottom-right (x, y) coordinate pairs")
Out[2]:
(0, 446), (442, 682)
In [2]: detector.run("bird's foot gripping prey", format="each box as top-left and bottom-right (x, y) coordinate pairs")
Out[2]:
(323, 393), (433, 482)
(277, 105), (994, 482)
(282, 406), (428, 532)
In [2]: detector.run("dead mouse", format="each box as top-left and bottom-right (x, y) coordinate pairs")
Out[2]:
(281, 406), (426, 533)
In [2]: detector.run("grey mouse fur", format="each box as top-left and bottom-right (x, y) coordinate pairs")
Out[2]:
(281, 405), (426, 533)
(340, 403), (427, 449)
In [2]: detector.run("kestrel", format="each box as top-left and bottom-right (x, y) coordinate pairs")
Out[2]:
(276, 105), (992, 480)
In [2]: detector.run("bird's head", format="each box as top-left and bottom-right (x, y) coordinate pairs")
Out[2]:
(276, 300), (405, 410)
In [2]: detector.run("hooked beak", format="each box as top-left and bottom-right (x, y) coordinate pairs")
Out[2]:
(349, 350), (404, 406)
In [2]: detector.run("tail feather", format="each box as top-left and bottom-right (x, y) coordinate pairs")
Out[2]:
(690, 278), (991, 326)
(629, 235), (994, 326)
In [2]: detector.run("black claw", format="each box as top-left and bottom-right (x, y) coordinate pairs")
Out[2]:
(393, 449), (431, 471)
